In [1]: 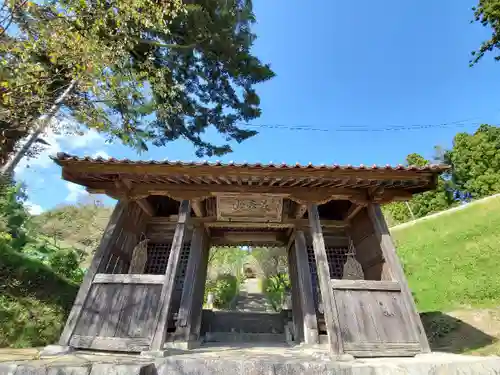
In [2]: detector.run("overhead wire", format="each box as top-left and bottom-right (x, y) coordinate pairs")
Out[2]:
(236, 117), (485, 133)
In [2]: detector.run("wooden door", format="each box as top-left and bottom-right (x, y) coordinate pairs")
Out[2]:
(331, 279), (421, 357)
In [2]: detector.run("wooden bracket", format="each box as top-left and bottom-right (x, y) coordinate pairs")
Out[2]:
(344, 203), (364, 222)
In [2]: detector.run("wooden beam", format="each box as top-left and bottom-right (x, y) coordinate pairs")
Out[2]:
(149, 216), (347, 229)
(344, 203), (364, 221)
(294, 230), (319, 345)
(73, 181), (369, 203)
(295, 204), (307, 219)
(58, 201), (128, 346)
(149, 200), (191, 351)
(330, 280), (401, 291)
(191, 199), (205, 217)
(308, 203), (344, 354)
(136, 198), (155, 217)
(93, 274), (165, 284)
(366, 203), (430, 353)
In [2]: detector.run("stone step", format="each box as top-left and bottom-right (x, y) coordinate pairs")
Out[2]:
(209, 311), (285, 334)
(204, 332), (286, 344)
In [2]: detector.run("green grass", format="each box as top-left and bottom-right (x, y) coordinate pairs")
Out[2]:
(0, 245), (78, 348)
(393, 196), (500, 312)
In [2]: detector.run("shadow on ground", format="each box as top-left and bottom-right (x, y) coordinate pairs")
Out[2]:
(421, 311), (497, 354)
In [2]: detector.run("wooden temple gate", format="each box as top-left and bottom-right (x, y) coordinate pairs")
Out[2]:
(52, 153), (446, 357)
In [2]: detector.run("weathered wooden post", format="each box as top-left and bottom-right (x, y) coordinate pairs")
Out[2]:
(146, 200), (191, 356)
(174, 224), (208, 348)
(293, 230), (319, 345)
(308, 203), (352, 360)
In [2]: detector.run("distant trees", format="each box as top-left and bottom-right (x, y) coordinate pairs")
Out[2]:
(384, 124), (500, 225)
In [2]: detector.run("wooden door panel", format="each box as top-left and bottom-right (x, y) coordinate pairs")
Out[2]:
(332, 280), (421, 357)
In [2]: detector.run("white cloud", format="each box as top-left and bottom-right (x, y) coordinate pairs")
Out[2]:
(14, 123), (107, 176)
(92, 150), (110, 159)
(26, 201), (44, 215)
(65, 182), (88, 202)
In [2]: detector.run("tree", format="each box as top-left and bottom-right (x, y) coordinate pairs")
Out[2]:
(0, 178), (29, 247)
(447, 124), (500, 197)
(383, 153), (454, 225)
(1, 0), (275, 169)
(471, 0), (500, 65)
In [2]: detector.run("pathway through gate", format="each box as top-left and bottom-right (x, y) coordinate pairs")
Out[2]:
(204, 278), (287, 344)
(234, 279), (270, 313)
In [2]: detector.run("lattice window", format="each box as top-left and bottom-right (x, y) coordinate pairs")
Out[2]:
(145, 242), (191, 292)
(307, 245), (352, 309)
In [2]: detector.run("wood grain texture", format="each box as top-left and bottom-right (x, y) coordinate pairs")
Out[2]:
(330, 280), (401, 291)
(334, 288), (420, 358)
(58, 202), (127, 346)
(93, 274), (165, 284)
(69, 336), (150, 352)
(367, 203), (430, 353)
(287, 241), (304, 343)
(175, 226), (204, 339)
(72, 283), (162, 346)
(294, 231), (318, 345)
(149, 200), (191, 350)
(308, 204), (344, 354)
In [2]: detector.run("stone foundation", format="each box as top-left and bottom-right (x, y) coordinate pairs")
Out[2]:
(2, 346), (500, 375)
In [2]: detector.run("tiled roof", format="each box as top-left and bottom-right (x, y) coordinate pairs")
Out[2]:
(52, 152), (449, 172)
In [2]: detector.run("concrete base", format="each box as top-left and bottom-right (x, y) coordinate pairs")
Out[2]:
(38, 345), (74, 358)
(2, 347), (500, 375)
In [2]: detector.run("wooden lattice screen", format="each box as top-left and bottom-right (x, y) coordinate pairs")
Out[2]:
(307, 245), (350, 309)
(145, 241), (191, 291)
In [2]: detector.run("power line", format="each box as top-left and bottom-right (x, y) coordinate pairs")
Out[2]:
(237, 117), (485, 133)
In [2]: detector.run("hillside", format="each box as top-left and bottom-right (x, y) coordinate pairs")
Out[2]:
(392, 195), (500, 312)
(32, 203), (112, 267)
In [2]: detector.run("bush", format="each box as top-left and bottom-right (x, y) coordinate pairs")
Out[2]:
(204, 273), (239, 309)
(263, 273), (290, 312)
(0, 244), (79, 347)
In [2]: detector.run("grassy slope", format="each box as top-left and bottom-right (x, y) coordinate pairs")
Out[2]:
(0, 245), (78, 348)
(392, 195), (500, 312)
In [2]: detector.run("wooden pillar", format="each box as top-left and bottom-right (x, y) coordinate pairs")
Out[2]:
(294, 230), (319, 345)
(175, 224), (206, 346)
(149, 200), (191, 352)
(287, 241), (304, 343)
(307, 203), (343, 354)
(190, 232), (210, 342)
(367, 203), (431, 353)
(58, 201), (128, 346)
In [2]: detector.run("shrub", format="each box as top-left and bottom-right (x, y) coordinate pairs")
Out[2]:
(263, 273), (290, 312)
(204, 273), (239, 309)
(0, 245), (79, 347)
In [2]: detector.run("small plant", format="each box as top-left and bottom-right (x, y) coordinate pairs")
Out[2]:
(263, 273), (290, 312)
(204, 273), (239, 309)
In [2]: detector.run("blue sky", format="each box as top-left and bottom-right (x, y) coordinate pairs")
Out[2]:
(15, 0), (500, 214)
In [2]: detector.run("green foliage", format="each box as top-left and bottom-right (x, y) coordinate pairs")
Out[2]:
(383, 152), (455, 225)
(262, 273), (290, 312)
(393, 196), (500, 312)
(1, 0), (275, 164)
(0, 179), (29, 248)
(208, 246), (248, 280)
(471, 0), (500, 65)
(447, 125), (500, 198)
(204, 273), (239, 309)
(0, 243), (78, 348)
